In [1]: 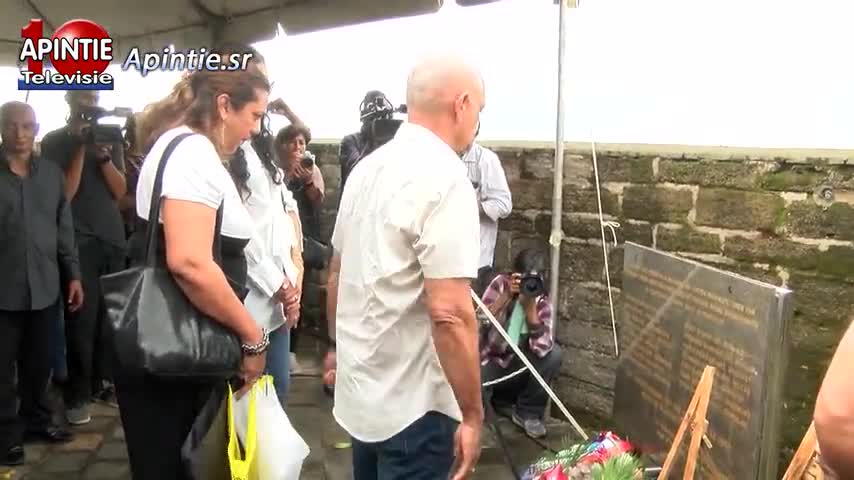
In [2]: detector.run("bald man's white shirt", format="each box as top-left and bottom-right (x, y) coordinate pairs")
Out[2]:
(330, 122), (481, 443)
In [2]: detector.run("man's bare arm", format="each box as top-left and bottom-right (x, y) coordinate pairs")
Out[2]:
(815, 318), (854, 477)
(424, 278), (483, 423)
(99, 161), (127, 200)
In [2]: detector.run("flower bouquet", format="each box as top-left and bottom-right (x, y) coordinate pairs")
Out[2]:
(522, 432), (644, 480)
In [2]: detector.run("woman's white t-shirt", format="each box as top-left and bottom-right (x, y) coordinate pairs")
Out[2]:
(135, 126), (253, 241)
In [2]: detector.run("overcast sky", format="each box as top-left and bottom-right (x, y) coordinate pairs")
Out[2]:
(1, 0), (852, 149)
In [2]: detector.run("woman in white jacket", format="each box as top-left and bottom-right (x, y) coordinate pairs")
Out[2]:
(241, 131), (303, 405)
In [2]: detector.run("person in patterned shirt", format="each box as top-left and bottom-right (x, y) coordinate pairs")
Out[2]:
(480, 248), (562, 438)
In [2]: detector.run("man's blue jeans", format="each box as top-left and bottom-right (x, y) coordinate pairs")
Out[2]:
(352, 411), (458, 480)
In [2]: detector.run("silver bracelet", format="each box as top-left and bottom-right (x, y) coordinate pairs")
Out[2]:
(241, 329), (270, 356)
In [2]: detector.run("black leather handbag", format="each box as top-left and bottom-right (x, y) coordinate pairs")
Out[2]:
(100, 133), (242, 380)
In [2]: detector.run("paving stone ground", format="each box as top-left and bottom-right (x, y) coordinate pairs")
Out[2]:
(1, 343), (574, 480)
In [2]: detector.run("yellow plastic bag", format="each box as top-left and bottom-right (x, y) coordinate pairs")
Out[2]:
(227, 382), (257, 480)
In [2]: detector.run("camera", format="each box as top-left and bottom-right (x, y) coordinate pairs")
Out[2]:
(300, 151), (316, 169)
(519, 272), (546, 298)
(74, 106), (133, 145)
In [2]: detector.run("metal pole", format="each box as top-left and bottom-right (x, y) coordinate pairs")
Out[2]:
(549, 0), (570, 338)
(545, 0), (572, 422)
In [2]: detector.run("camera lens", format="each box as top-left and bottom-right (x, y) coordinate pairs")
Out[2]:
(301, 156), (314, 169)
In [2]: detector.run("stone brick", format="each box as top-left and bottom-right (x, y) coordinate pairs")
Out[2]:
(96, 442), (128, 461)
(540, 216), (650, 246)
(622, 186), (692, 223)
(521, 150), (555, 180)
(559, 242), (623, 287)
(558, 284), (622, 355)
(312, 143), (339, 167)
(656, 226), (721, 254)
(788, 273), (854, 327)
(57, 432), (103, 452)
(509, 235), (550, 267)
(657, 160), (761, 189)
(492, 147), (524, 181)
(563, 188), (619, 215)
(560, 243), (604, 283)
(695, 188), (785, 231)
(501, 211), (537, 234)
(38, 452), (89, 473)
(493, 230), (512, 270)
(510, 179), (552, 210)
(760, 163), (854, 192)
(723, 236), (819, 270)
(816, 246), (854, 281)
(597, 155), (655, 183)
(554, 374), (614, 419)
(319, 164), (341, 194)
(82, 462), (130, 480)
(787, 201), (854, 241)
(559, 348), (618, 393)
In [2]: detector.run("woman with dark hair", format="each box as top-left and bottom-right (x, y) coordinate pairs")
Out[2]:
(275, 124), (325, 371)
(217, 45), (307, 405)
(119, 65), (271, 479)
(480, 248), (562, 439)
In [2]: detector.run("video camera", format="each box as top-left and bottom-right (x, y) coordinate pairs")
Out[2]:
(73, 105), (133, 146)
(359, 94), (407, 159)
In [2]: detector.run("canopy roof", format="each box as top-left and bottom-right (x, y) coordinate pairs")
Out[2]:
(0, 0), (460, 66)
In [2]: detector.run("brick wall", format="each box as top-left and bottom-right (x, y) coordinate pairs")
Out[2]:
(307, 140), (854, 465)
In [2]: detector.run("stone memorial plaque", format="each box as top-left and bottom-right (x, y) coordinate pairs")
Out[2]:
(613, 243), (792, 479)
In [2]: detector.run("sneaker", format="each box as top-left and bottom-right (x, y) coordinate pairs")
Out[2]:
(2, 445), (24, 466)
(66, 404), (92, 426)
(511, 410), (547, 439)
(94, 385), (119, 408)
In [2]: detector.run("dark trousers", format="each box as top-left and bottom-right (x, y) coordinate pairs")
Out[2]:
(0, 302), (59, 451)
(114, 374), (215, 480)
(482, 345), (563, 419)
(64, 235), (125, 406)
(352, 411), (458, 480)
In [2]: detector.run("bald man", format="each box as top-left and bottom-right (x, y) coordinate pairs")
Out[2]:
(326, 55), (484, 479)
(815, 318), (854, 477)
(0, 102), (83, 465)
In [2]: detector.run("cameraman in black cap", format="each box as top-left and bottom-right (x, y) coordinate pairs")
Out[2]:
(338, 90), (386, 198)
(480, 248), (562, 439)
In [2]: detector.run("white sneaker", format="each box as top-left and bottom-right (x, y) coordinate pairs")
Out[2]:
(66, 404), (92, 426)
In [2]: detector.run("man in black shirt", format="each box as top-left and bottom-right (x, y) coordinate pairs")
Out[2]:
(0, 101), (83, 465)
(40, 91), (127, 425)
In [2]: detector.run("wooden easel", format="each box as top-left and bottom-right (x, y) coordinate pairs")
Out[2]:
(781, 421), (824, 480)
(657, 366), (716, 480)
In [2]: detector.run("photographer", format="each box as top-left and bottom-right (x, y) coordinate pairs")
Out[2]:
(40, 90), (127, 426)
(275, 124), (325, 372)
(338, 90), (386, 194)
(480, 248), (562, 439)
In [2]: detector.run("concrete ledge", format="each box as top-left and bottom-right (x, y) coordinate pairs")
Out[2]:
(310, 138), (854, 164)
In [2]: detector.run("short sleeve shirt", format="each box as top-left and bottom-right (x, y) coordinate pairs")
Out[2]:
(330, 122), (480, 443)
(40, 126), (127, 247)
(135, 126), (253, 241)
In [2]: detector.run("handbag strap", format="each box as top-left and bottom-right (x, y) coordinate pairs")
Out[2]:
(144, 132), (225, 267)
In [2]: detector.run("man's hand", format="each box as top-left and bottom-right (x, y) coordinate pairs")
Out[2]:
(68, 119), (88, 141)
(67, 280), (84, 312)
(451, 420), (482, 480)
